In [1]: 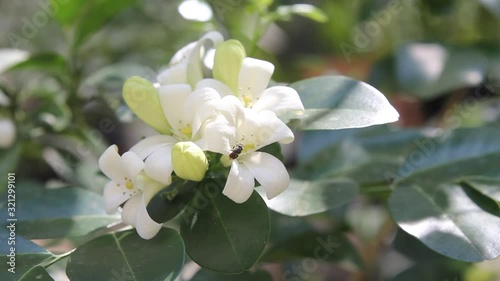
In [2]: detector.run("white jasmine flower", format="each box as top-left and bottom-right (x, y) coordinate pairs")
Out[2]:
(156, 31), (224, 88)
(209, 40), (305, 116)
(99, 145), (164, 239)
(0, 118), (16, 148)
(203, 96), (295, 203)
(130, 86), (221, 183)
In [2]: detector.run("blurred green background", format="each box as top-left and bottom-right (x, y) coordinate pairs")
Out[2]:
(0, 0), (499, 280)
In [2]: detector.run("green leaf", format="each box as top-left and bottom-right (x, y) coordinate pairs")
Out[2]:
(394, 128), (500, 181)
(257, 142), (284, 162)
(275, 4), (328, 23)
(0, 144), (22, 195)
(0, 49), (29, 74)
(73, 0), (137, 46)
(396, 44), (489, 99)
(180, 180), (270, 273)
(461, 177), (500, 203)
(19, 266), (54, 281)
(8, 53), (68, 79)
(260, 178), (358, 217)
(191, 269), (273, 281)
(0, 230), (54, 280)
(389, 182), (500, 262)
(66, 228), (184, 281)
(295, 127), (423, 185)
(288, 76), (399, 130)
(52, 0), (136, 46)
(262, 232), (363, 269)
(0, 181), (118, 239)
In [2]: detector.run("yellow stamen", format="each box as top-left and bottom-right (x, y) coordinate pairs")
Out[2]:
(125, 179), (134, 190)
(180, 124), (192, 136)
(242, 95), (253, 107)
(243, 143), (256, 152)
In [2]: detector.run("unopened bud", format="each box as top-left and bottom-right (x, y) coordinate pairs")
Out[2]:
(172, 141), (208, 182)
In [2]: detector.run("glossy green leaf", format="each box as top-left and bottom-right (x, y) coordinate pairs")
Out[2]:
(260, 178), (358, 217)
(191, 269), (273, 281)
(389, 182), (500, 262)
(0, 181), (119, 239)
(180, 181), (270, 273)
(393, 229), (448, 261)
(461, 177), (500, 203)
(0, 229), (54, 280)
(19, 266), (54, 281)
(262, 231), (363, 269)
(66, 228), (184, 281)
(288, 76), (399, 130)
(394, 128), (500, 181)
(396, 44), (488, 99)
(274, 4), (328, 23)
(0, 49), (29, 74)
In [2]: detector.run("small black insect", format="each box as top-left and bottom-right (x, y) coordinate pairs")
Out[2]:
(229, 143), (244, 159)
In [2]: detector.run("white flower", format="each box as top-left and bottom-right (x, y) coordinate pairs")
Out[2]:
(203, 96), (295, 203)
(209, 41), (305, 116)
(156, 31), (223, 88)
(0, 118), (15, 148)
(99, 145), (164, 239)
(130, 86), (221, 183)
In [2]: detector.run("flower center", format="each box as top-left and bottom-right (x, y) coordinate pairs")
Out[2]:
(124, 177), (134, 190)
(242, 95), (253, 108)
(180, 124), (192, 137)
(243, 143), (255, 153)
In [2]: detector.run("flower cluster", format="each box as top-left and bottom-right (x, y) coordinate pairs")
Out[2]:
(99, 32), (304, 239)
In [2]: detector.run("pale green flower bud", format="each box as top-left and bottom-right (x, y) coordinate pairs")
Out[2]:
(172, 141), (208, 182)
(213, 39), (246, 94)
(123, 76), (171, 134)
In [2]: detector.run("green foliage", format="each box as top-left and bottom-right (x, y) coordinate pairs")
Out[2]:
(260, 178), (359, 217)
(180, 181), (270, 273)
(66, 228), (184, 281)
(0, 181), (118, 239)
(288, 76), (399, 130)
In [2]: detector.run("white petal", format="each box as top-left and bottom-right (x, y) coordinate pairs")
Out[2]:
(255, 110), (295, 145)
(252, 86), (305, 115)
(99, 145), (126, 181)
(196, 79), (233, 97)
(243, 152), (289, 200)
(223, 161), (255, 203)
(121, 193), (142, 226)
(169, 41), (197, 65)
(0, 118), (15, 148)
(156, 63), (188, 85)
(202, 114), (235, 154)
(135, 182), (164, 239)
(238, 57), (274, 100)
(159, 84), (192, 130)
(185, 87), (222, 136)
(135, 205), (163, 239)
(103, 181), (136, 213)
(130, 135), (177, 159)
(144, 145), (174, 185)
(121, 152), (145, 179)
